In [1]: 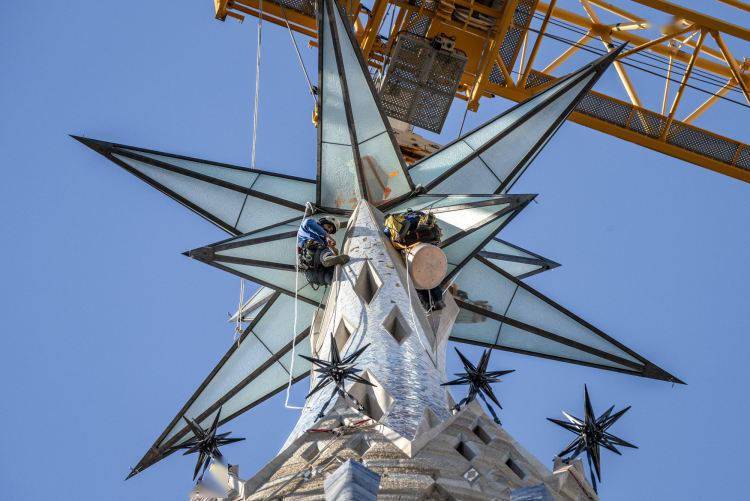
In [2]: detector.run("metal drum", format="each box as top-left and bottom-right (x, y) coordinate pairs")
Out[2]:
(405, 243), (448, 290)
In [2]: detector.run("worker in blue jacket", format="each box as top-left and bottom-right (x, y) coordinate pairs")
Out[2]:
(297, 217), (350, 286)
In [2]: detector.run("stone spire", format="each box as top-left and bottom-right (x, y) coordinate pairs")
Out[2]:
(284, 200), (457, 452)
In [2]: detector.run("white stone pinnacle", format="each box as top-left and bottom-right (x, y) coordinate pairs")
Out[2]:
(283, 200), (457, 453)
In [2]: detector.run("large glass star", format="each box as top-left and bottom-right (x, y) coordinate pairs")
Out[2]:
(73, 0), (680, 478)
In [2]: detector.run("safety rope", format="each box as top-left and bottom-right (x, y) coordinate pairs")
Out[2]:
(250, 0), (263, 170)
(232, 2), (265, 346)
(278, 1), (317, 103)
(285, 202), (316, 410)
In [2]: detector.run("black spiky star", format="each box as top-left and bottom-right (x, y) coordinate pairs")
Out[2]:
(547, 385), (637, 492)
(300, 334), (374, 420)
(169, 408), (245, 481)
(441, 348), (514, 424)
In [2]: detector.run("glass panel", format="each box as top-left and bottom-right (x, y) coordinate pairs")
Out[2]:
(320, 142), (360, 210)
(114, 154), (246, 229)
(333, 2), (386, 143)
(463, 66), (590, 150)
(184, 335), (275, 422)
(217, 235), (297, 267)
(389, 195), (500, 213)
(451, 316), (635, 372)
(452, 258), (518, 314)
(484, 259), (540, 278)
(253, 174), (315, 205)
(431, 157), (501, 194)
(503, 285), (640, 364)
(435, 201), (510, 236)
(320, 4), (351, 146)
(476, 74), (595, 183)
(483, 239), (533, 259)
(219, 363), (290, 418)
(497, 323), (636, 370)
(253, 295), (316, 354)
(119, 149), (259, 188)
(220, 263), (326, 305)
(443, 213), (513, 267)
(236, 197), (303, 235)
(454, 257), (641, 365)
(358, 134), (410, 203)
(409, 140), (473, 187)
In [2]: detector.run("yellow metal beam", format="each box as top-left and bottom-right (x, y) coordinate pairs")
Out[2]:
(618, 24), (695, 59)
(717, 0), (750, 13)
(628, 0), (750, 42)
(712, 30), (750, 104)
(468, 0), (518, 109)
(542, 31), (590, 73)
(662, 29), (707, 138)
(519, 0), (556, 88)
(535, 1), (735, 79)
(586, 0), (646, 23)
(360, 0), (389, 58)
(683, 78), (736, 124)
(581, 1), (642, 106)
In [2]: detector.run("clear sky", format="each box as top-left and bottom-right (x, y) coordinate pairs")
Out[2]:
(3, 1), (750, 499)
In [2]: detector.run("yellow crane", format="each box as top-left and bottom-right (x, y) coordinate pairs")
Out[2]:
(213, 0), (750, 183)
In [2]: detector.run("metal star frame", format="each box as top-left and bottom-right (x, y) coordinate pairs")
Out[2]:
(547, 385), (637, 492)
(169, 408), (245, 481)
(74, 0), (682, 479)
(299, 334), (374, 420)
(442, 348), (514, 424)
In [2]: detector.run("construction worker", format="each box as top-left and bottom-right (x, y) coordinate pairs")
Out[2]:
(297, 217), (350, 286)
(383, 209), (445, 310)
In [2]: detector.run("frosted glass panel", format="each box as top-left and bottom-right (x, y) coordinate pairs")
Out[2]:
(359, 133), (410, 203)
(409, 140), (473, 187)
(451, 315), (635, 372)
(497, 323), (635, 370)
(221, 263), (327, 304)
(431, 157), (500, 194)
(436, 202), (510, 234)
(483, 239), (532, 259)
(477, 75), (595, 182)
(217, 235), (297, 266)
(334, 2), (383, 142)
(390, 195), (498, 213)
(411, 68), (596, 194)
(320, 4), (351, 146)
(252, 175), (316, 205)
(485, 259), (540, 278)
(236, 197), (303, 234)
(115, 154), (246, 229)
(220, 364), (290, 418)
(119, 149), (260, 188)
(320, 143), (360, 210)
(503, 286), (640, 363)
(443, 213), (512, 267)
(453, 258), (518, 314)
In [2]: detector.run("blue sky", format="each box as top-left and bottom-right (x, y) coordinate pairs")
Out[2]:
(3, 1), (750, 499)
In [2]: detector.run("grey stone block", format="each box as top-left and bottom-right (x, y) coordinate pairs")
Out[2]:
(324, 460), (381, 501)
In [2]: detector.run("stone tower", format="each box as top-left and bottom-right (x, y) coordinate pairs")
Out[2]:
(191, 200), (600, 501)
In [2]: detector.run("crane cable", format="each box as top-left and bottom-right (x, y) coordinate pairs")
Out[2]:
(233, 0), (266, 344)
(279, 1), (318, 103)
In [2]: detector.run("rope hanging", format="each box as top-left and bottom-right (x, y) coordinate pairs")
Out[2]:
(285, 202), (317, 410)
